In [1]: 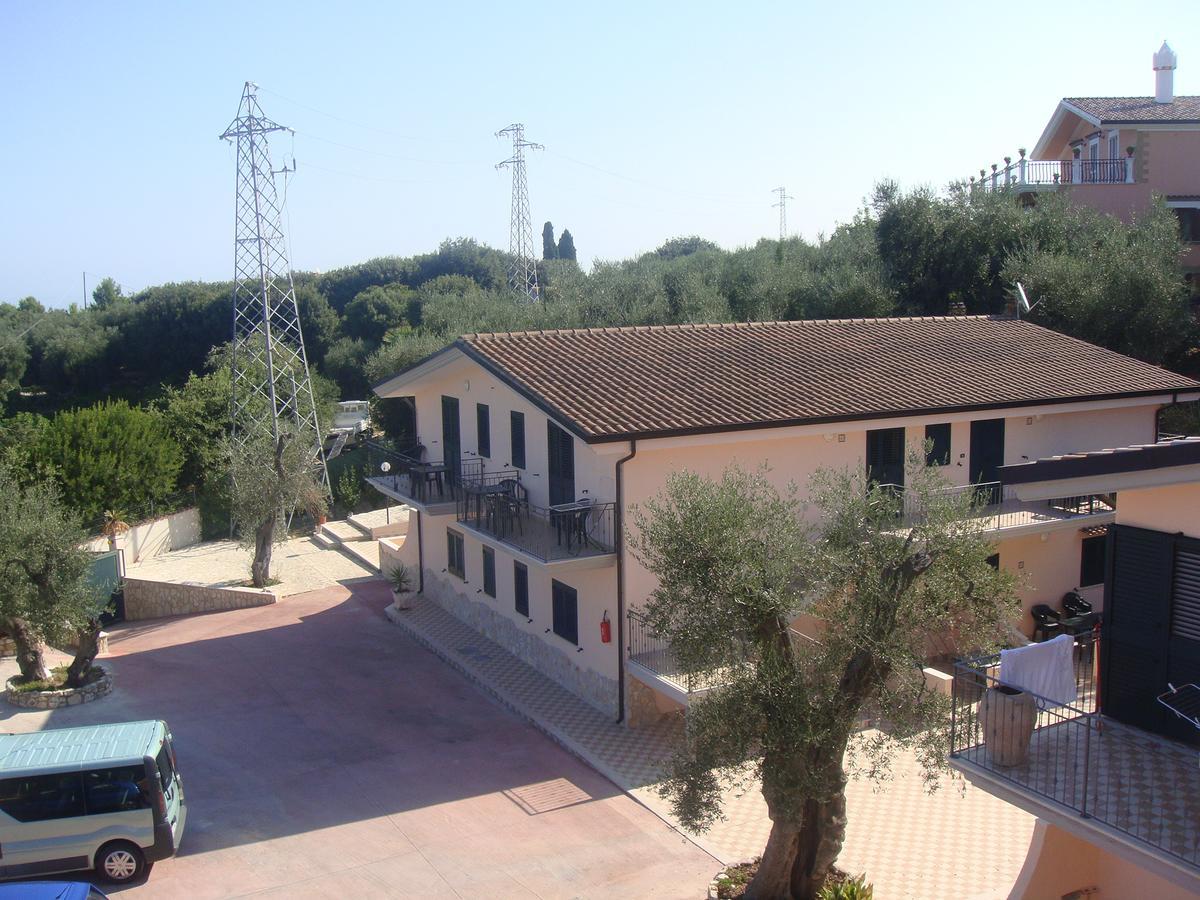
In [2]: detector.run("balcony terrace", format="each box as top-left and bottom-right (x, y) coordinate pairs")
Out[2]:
(892, 481), (1114, 535)
(969, 150), (1134, 192)
(950, 640), (1200, 891)
(455, 471), (616, 565)
(363, 440), (482, 514)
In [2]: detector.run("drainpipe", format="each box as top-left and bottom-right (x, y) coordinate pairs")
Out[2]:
(614, 439), (638, 724)
(415, 509), (424, 594)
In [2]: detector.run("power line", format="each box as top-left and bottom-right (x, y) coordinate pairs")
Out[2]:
(496, 123), (543, 303)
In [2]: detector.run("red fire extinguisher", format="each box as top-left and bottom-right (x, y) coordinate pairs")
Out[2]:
(600, 610), (612, 644)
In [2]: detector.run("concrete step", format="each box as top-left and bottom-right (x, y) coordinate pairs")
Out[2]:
(338, 537), (380, 572)
(320, 520), (366, 544)
(348, 506), (409, 540)
(310, 531), (337, 550)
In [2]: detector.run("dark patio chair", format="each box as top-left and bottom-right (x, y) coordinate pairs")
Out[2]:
(1030, 604), (1062, 642)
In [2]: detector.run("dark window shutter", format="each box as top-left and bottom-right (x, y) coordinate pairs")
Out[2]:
(1172, 544), (1200, 641)
(476, 404), (490, 458)
(866, 427), (905, 488)
(447, 530), (465, 579)
(514, 562), (529, 617)
(482, 546), (496, 597)
(552, 580), (578, 645)
(511, 411), (526, 469)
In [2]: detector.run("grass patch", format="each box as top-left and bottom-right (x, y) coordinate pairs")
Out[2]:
(9, 665), (104, 694)
(713, 860), (864, 899)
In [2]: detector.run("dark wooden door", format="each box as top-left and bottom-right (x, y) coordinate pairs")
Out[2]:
(548, 422), (574, 506)
(969, 418), (1005, 504)
(441, 396), (461, 483)
(865, 427), (905, 489)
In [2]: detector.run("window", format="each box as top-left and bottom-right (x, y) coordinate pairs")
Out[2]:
(482, 546), (496, 598)
(1080, 534), (1107, 587)
(1108, 131), (1119, 160)
(551, 580), (578, 645)
(0, 773), (85, 822)
(84, 766), (152, 815)
(510, 411), (526, 469)
(866, 427), (905, 488)
(447, 530), (465, 580)
(1171, 206), (1200, 243)
(986, 553), (1000, 570)
(925, 423), (951, 467)
(514, 561), (529, 617)
(476, 403), (490, 458)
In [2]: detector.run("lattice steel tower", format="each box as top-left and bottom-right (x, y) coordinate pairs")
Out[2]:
(220, 82), (328, 488)
(496, 123), (543, 302)
(772, 186), (794, 242)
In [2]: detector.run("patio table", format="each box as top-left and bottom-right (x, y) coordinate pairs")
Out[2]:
(550, 499), (593, 553)
(463, 481), (512, 528)
(409, 461), (449, 502)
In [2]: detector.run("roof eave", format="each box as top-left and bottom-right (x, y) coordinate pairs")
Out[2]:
(371, 343), (462, 397)
(1032, 101), (1100, 159)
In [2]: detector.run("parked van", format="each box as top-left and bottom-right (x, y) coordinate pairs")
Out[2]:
(0, 721), (185, 884)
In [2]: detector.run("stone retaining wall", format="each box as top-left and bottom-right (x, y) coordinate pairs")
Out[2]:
(122, 578), (276, 621)
(7, 671), (113, 709)
(421, 569), (619, 719)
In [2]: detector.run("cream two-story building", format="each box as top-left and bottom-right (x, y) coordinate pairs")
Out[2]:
(370, 316), (1199, 725)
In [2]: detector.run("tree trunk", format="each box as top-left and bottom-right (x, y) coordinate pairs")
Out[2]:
(4, 618), (48, 682)
(790, 789), (848, 899)
(66, 618), (102, 688)
(745, 819), (801, 899)
(251, 511), (276, 588)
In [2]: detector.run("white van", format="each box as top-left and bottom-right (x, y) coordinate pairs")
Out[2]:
(0, 720), (185, 884)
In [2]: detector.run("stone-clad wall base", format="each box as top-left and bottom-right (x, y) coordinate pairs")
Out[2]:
(421, 570), (618, 719)
(6, 671), (113, 709)
(123, 578), (276, 621)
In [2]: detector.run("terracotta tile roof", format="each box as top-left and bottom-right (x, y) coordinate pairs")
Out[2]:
(1065, 96), (1200, 124)
(455, 317), (1200, 443)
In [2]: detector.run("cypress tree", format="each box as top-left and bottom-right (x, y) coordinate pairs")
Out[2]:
(542, 222), (558, 260)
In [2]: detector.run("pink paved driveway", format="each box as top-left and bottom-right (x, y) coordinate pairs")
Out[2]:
(0, 581), (715, 898)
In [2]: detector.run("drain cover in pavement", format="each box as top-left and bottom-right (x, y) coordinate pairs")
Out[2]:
(504, 778), (593, 815)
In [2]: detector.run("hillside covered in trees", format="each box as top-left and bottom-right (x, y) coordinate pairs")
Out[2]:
(2, 185), (1197, 533)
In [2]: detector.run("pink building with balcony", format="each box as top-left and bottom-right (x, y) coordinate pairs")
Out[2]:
(975, 42), (1200, 276)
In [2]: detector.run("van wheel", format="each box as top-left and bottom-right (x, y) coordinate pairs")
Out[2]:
(96, 841), (147, 883)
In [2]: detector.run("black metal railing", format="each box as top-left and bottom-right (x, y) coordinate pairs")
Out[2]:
(455, 475), (616, 562)
(950, 632), (1200, 869)
(363, 440), (482, 505)
(888, 481), (1113, 532)
(627, 609), (704, 693)
(1078, 158), (1128, 183)
(969, 155), (1132, 192)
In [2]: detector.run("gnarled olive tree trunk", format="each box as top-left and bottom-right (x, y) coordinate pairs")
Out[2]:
(65, 618), (102, 688)
(251, 510), (277, 588)
(2, 617), (48, 682)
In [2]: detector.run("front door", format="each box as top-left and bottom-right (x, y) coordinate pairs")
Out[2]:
(441, 396), (460, 485)
(969, 418), (1005, 504)
(548, 422), (574, 506)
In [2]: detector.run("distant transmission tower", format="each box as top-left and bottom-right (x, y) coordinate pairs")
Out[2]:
(496, 123), (543, 302)
(772, 186), (794, 242)
(220, 82), (328, 491)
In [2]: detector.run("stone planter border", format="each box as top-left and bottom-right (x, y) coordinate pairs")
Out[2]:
(6, 670), (113, 709)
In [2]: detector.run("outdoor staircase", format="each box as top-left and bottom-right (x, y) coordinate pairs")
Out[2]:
(312, 517), (381, 572)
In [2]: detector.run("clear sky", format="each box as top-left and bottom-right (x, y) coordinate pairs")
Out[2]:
(2, 0), (1197, 306)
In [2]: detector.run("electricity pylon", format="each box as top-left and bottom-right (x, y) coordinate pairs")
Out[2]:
(496, 123), (543, 302)
(772, 186), (794, 242)
(220, 82), (328, 491)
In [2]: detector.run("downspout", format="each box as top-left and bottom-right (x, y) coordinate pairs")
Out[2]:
(614, 439), (638, 724)
(415, 509), (424, 594)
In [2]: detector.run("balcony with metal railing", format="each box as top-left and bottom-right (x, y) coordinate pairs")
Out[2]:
(968, 150), (1134, 193)
(950, 636), (1200, 888)
(883, 481), (1114, 535)
(455, 471), (616, 565)
(363, 440), (483, 512)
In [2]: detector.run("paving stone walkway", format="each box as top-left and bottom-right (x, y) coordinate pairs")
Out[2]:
(386, 597), (1038, 900)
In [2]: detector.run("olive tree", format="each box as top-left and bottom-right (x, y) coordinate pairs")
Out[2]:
(0, 470), (108, 685)
(631, 461), (1017, 899)
(228, 429), (327, 588)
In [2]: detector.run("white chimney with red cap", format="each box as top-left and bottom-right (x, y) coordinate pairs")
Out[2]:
(1154, 40), (1177, 104)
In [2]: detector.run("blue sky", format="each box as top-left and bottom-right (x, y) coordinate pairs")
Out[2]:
(2, 0), (1196, 306)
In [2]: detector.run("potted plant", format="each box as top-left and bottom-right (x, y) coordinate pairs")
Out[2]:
(387, 564), (415, 610)
(979, 683), (1037, 766)
(100, 510), (130, 551)
(1126, 145), (1135, 158)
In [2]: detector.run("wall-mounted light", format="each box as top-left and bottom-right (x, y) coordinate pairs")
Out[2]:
(1026, 417), (1034, 426)
(837, 434), (846, 443)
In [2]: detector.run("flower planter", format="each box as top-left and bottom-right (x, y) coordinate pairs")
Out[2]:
(392, 589), (416, 611)
(980, 684), (1036, 766)
(6, 670), (113, 710)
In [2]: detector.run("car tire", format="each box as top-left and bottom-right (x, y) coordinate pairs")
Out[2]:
(95, 840), (148, 883)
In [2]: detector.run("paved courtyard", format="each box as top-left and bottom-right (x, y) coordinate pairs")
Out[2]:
(0, 582), (717, 898)
(390, 598), (1039, 900)
(127, 536), (378, 598)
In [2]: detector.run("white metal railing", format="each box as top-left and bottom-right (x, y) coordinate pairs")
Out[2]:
(970, 151), (1134, 192)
